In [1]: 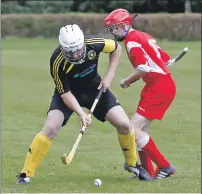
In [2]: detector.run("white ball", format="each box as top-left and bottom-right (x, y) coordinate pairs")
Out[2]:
(184, 47), (189, 52)
(94, 178), (102, 187)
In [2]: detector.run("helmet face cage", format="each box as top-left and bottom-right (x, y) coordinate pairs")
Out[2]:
(106, 22), (130, 41)
(61, 43), (86, 64)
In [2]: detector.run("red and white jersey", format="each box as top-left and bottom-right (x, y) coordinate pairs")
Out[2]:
(124, 30), (171, 83)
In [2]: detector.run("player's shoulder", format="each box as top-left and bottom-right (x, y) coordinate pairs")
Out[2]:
(137, 31), (154, 43)
(85, 36), (107, 53)
(85, 37), (105, 45)
(127, 30), (155, 49)
(125, 30), (141, 44)
(125, 31), (142, 50)
(50, 46), (62, 62)
(49, 46), (69, 70)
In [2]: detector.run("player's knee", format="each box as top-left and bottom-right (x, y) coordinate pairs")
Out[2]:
(42, 121), (61, 139)
(130, 113), (148, 130)
(142, 126), (149, 133)
(116, 122), (132, 135)
(134, 128), (147, 142)
(130, 119), (143, 131)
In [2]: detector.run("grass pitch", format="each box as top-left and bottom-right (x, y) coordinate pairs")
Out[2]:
(2, 38), (201, 193)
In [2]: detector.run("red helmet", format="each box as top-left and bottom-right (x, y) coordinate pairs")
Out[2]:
(104, 8), (132, 27)
(104, 9), (132, 41)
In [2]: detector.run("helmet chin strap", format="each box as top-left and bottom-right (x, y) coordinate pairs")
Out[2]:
(114, 36), (125, 42)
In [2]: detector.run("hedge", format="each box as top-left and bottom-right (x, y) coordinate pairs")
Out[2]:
(1, 13), (201, 41)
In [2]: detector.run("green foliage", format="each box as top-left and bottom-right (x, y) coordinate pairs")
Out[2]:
(191, 0), (202, 12)
(1, 1), (74, 14)
(1, 14), (201, 41)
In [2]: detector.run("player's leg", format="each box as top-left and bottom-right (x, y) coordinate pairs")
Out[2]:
(141, 121), (160, 176)
(134, 78), (176, 179)
(140, 119), (160, 177)
(106, 105), (137, 166)
(132, 113), (171, 169)
(90, 89), (137, 166)
(132, 113), (175, 179)
(106, 106), (153, 181)
(91, 89), (153, 181)
(17, 94), (73, 184)
(130, 113), (155, 176)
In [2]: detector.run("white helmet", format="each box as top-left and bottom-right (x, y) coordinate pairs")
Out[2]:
(59, 24), (86, 64)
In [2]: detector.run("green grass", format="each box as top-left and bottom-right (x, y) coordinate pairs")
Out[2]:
(2, 37), (201, 193)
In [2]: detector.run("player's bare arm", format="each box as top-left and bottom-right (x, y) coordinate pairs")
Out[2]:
(120, 69), (147, 88)
(98, 40), (122, 92)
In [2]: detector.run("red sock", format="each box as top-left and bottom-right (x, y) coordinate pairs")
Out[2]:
(138, 150), (154, 176)
(142, 137), (170, 168)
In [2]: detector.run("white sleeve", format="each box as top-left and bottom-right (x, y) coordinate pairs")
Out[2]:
(137, 64), (151, 72)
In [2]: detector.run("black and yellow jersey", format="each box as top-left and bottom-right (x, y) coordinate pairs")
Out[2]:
(50, 38), (118, 95)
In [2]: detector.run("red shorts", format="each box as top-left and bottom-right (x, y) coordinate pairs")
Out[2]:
(136, 75), (176, 120)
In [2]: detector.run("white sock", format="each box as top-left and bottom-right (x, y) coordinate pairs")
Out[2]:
(137, 135), (150, 149)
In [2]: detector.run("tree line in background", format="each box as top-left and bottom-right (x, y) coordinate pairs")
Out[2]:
(1, 0), (202, 13)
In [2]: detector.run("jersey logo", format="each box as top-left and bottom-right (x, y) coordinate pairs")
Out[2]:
(87, 50), (96, 60)
(73, 64), (97, 78)
(138, 106), (145, 111)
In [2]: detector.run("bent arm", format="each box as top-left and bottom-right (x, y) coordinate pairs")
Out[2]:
(125, 69), (148, 84)
(61, 92), (85, 116)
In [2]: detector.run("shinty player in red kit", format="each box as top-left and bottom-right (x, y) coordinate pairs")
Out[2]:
(104, 9), (176, 179)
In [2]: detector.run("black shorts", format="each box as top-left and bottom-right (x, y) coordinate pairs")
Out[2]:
(47, 89), (120, 126)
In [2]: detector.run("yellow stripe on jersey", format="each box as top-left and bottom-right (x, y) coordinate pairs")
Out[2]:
(85, 38), (104, 42)
(85, 38), (105, 45)
(52, 53), (62, 86)
(86, 41), (104, 43)
(55, 57), (64, 93)
(66, 64), (74, 73)
(63, 60), (68, 71)
(86, 41), (105, 44)
(102, 39), (116, 53)
(52, 52), (64, 93)
(53, 54), (63, 93)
